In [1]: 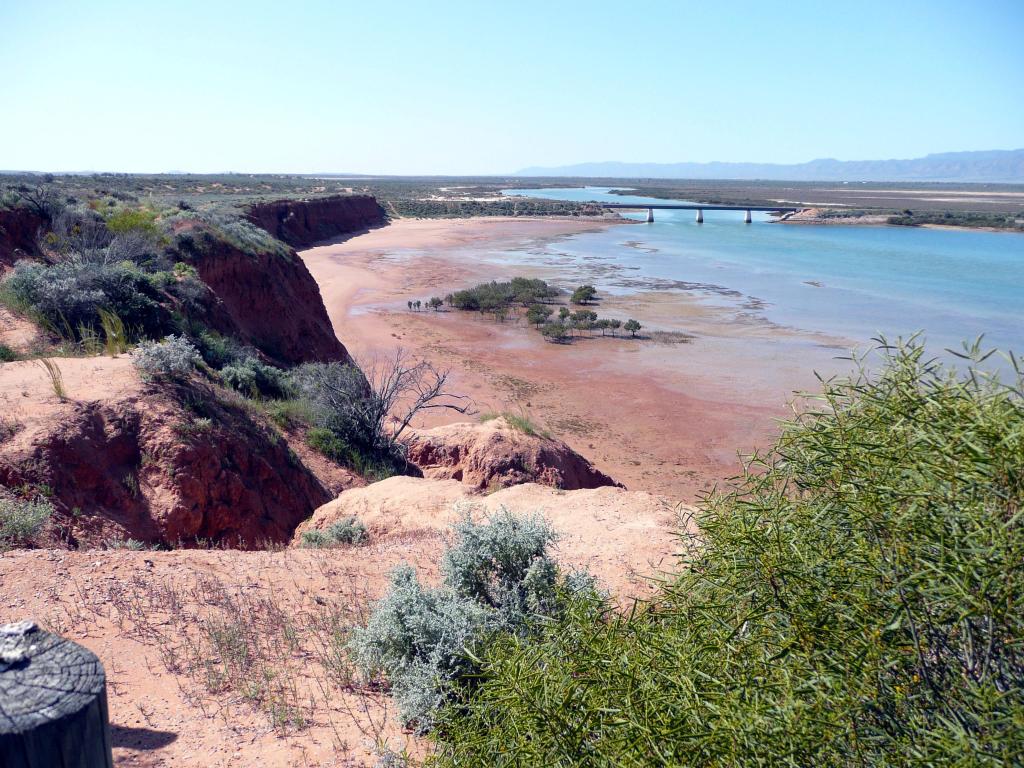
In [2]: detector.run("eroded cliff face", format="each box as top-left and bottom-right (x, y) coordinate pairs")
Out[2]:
(0, 207), (45, 269)
(174, 223), (349, 365)
(245, 195), (386, 249)
(405, 417), (623, 492)
(0, 368), (331, 548)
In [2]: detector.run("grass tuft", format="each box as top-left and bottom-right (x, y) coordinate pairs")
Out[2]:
(34, 357), (67, 400)
(480, 411), (550, 439)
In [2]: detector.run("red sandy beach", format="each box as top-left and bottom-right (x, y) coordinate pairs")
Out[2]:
(301, 216), (853, 500)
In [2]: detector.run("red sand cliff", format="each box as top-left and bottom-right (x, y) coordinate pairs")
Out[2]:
(245, 194), (386, 249)
(178, 232), (350, 365)
(172, 195), (387, 365)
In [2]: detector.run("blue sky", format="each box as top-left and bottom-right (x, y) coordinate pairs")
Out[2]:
(1, 0), (1021, 174)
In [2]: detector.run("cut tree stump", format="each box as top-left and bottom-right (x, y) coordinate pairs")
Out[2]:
(0, 620), (113, 768)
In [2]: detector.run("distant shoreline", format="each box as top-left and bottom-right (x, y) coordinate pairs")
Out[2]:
(775, 209), (1023, 234)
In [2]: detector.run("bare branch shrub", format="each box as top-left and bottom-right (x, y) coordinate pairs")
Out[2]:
(293, 348), (474, 460)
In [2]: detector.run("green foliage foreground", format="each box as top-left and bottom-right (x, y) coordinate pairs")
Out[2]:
(434, 340), (1024, 766)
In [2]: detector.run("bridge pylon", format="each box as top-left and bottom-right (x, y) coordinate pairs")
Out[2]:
(695, 209), (703, 224)
(646, 208), (654, 223)
(744, 209), (752, 224)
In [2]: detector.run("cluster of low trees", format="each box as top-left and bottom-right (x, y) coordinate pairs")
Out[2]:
(527, 305), (641, 343)
(449, 277), (559, 312)
(424, 277), (644, 344)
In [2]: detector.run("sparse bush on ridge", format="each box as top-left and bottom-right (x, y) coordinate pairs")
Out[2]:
(35, 357), (67, 399)
(327, 516), (368, 545)
(0, 497), (54, 549)
(168, 209), (292, 258)
(348, 509), (593, 731)
(434, 339), (1024, 766)
(480, 411), (549, 438)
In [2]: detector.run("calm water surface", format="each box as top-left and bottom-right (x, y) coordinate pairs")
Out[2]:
(502, 187), (1023, 358)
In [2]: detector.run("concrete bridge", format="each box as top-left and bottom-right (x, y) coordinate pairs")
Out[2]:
(600, 202), (801, 223)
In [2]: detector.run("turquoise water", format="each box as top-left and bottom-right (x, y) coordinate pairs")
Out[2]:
(503, 187), (1024, 357)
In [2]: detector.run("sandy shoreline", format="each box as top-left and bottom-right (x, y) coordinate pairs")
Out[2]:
(302, 216), (852, 501)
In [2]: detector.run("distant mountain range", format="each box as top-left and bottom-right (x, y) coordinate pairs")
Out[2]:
(516, 149), (1024, 183)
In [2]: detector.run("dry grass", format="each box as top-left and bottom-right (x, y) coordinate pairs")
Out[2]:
(34, 357), (67, 399)
(44, 551), (418, 760)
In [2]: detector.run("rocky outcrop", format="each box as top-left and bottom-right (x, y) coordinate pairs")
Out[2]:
(404, 417), (621, 492)
(0, 363), (330, 548)
(245, 195), (386, 249)
(0, 207), (45, 269)
(293, 476), (686, 591)
(174, 224), (348, 365)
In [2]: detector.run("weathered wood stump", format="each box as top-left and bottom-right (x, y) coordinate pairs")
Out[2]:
(0, 620), (113, 768)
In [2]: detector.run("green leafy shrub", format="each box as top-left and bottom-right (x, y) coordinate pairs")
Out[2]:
(328, 516), (368, 545)
(349, 510), (588, 731)
(299, 529), (331, 548)
(0, 497), (53, 549)
(306, 427), (399, 482)
(435, 340), (1024, 766)
(0, 343), (18, 362)
(220, 357), (289, 399)
(258, 398), (313, 430)
(193, 329), (246, 369)
(104, 206), (160, 238)
(301, 516), (368, 548)
(291, 362), (371, 445)
(132, 335), (200, 379)
(173, 261), (199, 279)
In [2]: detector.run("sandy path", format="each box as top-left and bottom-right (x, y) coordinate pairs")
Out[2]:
(302, 217), (851, 500)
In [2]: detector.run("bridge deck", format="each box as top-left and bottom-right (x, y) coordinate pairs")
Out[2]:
(600, 203), (799, 212)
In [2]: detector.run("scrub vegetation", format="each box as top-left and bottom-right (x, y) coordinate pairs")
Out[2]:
(435, 277), (643, 344)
